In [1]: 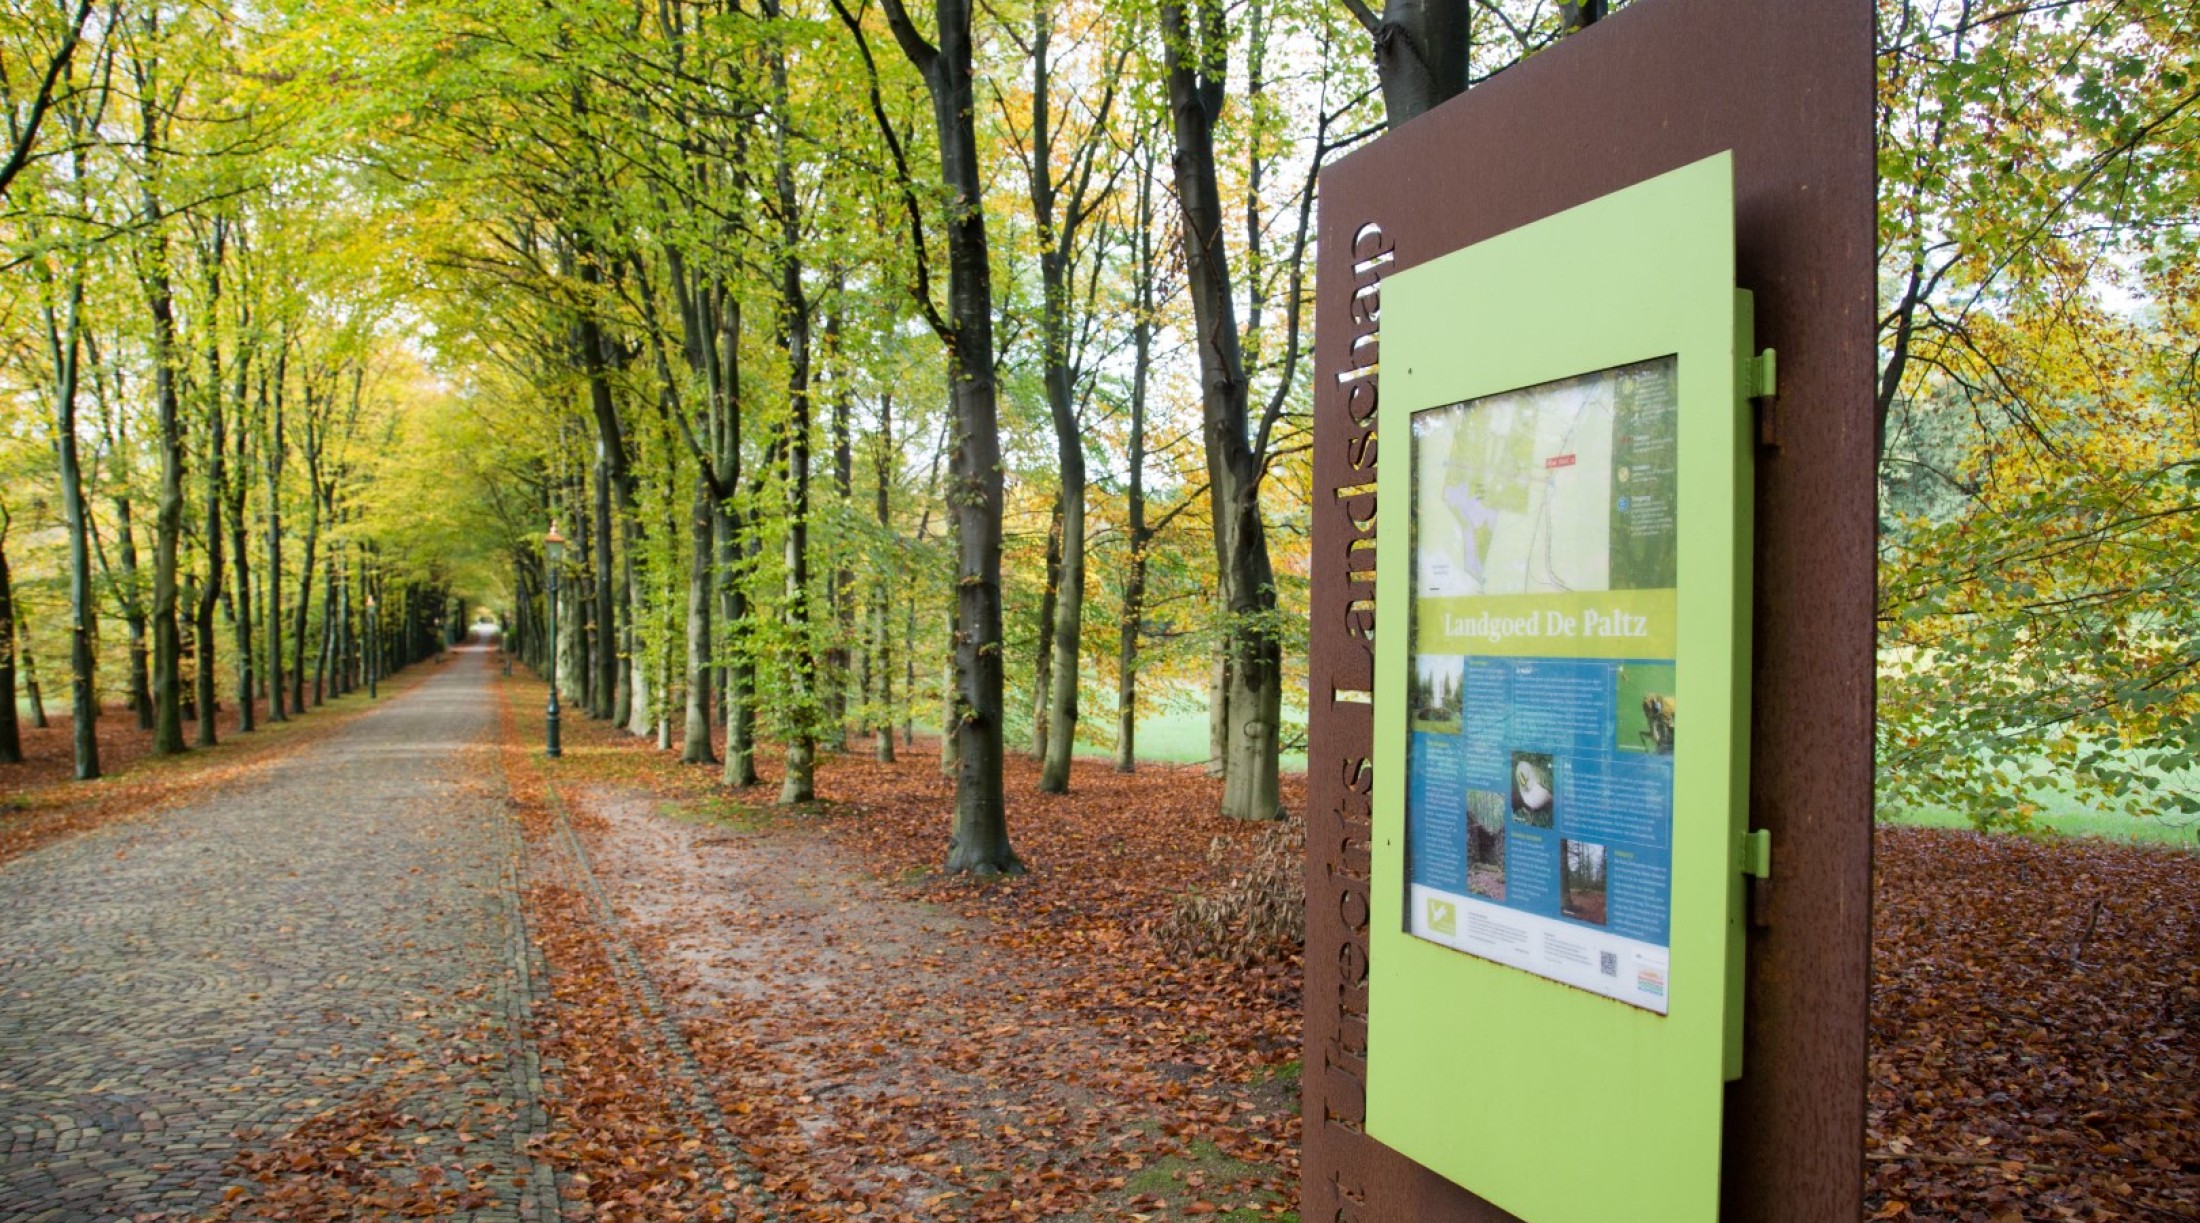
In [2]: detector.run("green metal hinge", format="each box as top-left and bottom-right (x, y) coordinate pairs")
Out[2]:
(1740, 828), (1773, 879)
(1748, 347), (1780, 450)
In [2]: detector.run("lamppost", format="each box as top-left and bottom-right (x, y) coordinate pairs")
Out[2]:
(365, 592), (378, 700)
(545, 523), (566, 758)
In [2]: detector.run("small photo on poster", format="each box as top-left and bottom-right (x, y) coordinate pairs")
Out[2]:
(1511, 752), (1556, 827)
(1412, 654), (1465, 733)
(1561, 839), (1609, 926)
(1614, 662), (1677, 755)
(1467, 791), (1507, 901)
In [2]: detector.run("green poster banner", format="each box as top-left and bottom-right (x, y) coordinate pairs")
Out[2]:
(1414, 590), (1677, 659)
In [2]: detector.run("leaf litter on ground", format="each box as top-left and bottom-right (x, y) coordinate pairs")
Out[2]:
(513, 674), (2196, 1222)
(28, 654), (2182, 1221)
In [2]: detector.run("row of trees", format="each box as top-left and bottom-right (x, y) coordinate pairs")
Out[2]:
(0, 2), (466, 777)
(324, 0), (1614, 874)
(6, 0), (2190, 849)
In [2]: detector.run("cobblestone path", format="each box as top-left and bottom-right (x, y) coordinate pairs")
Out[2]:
(0, 649), (554, 1222)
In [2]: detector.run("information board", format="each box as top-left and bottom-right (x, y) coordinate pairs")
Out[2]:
(1407, 356), (1679, 1013)
(1366, 152), (1754, 1223)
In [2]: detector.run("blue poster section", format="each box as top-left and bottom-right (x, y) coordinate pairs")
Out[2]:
(1408, 656), (1673, 948)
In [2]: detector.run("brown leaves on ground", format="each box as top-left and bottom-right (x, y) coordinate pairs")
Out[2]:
(811, 742), (1307, 1218)
(494, 681), (742, 1222)
(516, 689), (1302, 1222)
(173, 663), (2191, 1222)
(202, 1076), (517, 1221)
(0, 675), (429, 868)
(1867, 827), (2199, 1221)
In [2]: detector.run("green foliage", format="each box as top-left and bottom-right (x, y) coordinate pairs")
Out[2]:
(2, 0), (2191, 843)
(1876, 0), (2199, 831)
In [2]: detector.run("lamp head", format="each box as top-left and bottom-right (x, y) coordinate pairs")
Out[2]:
(545, 523), (567, 566)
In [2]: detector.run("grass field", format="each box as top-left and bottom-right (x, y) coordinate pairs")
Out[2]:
(1879, 780), (2199, 850)
(967, 683), (1311, 775)
(1067, 698), (1310, 774)
(1873, 737), (2198, 848)
(1056, 694), (2198, 849)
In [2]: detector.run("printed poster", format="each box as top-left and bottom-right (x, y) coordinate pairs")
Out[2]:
(1405, 357), (1679, 1014)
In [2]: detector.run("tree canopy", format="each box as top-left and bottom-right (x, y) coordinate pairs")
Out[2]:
(0, 0), (2191, 843)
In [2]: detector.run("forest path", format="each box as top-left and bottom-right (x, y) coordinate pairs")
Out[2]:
(0, 647), (556, 1222)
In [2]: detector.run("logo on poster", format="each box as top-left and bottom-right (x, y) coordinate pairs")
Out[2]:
(1427, 898), (1457, 935)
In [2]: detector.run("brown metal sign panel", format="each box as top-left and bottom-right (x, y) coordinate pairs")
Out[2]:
(1303, 1), (1875, 1220)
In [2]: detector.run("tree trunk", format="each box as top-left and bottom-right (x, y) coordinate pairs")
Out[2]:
(715, 289), (760, 787)
(1215, 481), (1283, 820)
(1021, 9), (1112, 792)
(229, 384), (254, 734)
(775, 290), (816, 802)
(264, 353), (286, 722)
(1165, 0), (1282, 820)
(22, 628), (48, 729)
(656, 584), (674, 750)
(718, 505), (759, 786)
(575, 254), (639, 732)
(559, 567), (584, 719)
(874, 393), (896, 763)
(47, 276), (100, 778)
(618, 496), (648, 735)
(614, 540), (636, 731)
(114, 494), (152, 729)
(874, 593), (896, 762)
(194, 502), (222, 746)
(290, 481), (320, 712)
(768, 19), (818, 807)
(135, 32), (187, 756)
(147, 262), (186, 754)
(1041, 467), (1086, 789)
(1116, 539), (1144, 773)
(314, 557), (337, 705)
(571, 474), (595, 716)
(682, 474), (715, 763)
(1208, 646), (1229, 776)
(591, 455), (615, 720)
(1116, 182), (1154, 773)
(870, 0), (1016, 871)
(336, 554), (352, 695)
(825, 300), (853, 753)
(192, 232), (229, 749)
(0, 525), (21, 763)
(1362, 0), (1472, 128)
(628, 640), (653, 736)
(1031, 495), (1061, 760)
(625, 533), (652, 738)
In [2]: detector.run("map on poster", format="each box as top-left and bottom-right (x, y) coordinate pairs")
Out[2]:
(1406, 357), (1680, 1013)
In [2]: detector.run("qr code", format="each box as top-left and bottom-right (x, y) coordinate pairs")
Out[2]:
(1599, 951), (1618, 977)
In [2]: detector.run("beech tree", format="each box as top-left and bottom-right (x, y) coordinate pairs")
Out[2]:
(1001, 1), (1125, 793)
(2, 0), (2187, 853)
(835, 0), (1020, 870)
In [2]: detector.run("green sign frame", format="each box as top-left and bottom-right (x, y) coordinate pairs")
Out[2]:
(1367, 153), (1755, 1221)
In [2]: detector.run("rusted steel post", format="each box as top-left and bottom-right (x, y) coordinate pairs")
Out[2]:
(1304, 1), (1874, 1218)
